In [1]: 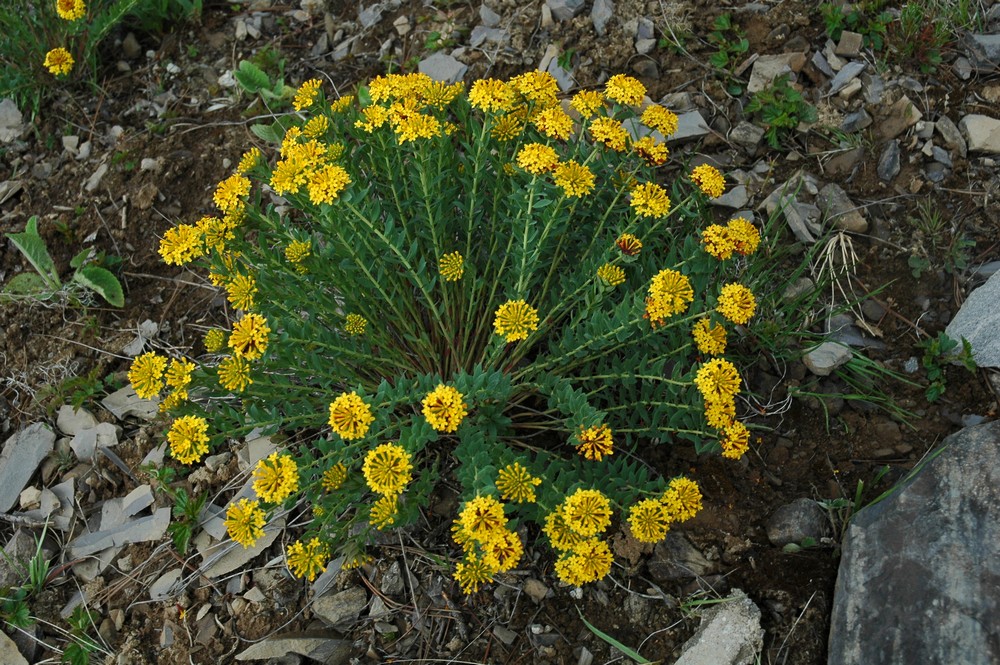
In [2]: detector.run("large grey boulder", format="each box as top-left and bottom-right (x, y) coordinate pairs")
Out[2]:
(829, 421), (1000, 665)
(945, 269), (1000, 367)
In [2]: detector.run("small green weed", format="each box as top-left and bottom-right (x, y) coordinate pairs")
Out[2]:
(63, 604), (103, 665)
(819, 465), (890, 545)
(918, 332), (976, 403)
(706, 13), (749, 95)
(233, 59), (292, 109)
(906, 200), (975, 279)
(745, 74), (817, 149)
(146, 464), (205, 554)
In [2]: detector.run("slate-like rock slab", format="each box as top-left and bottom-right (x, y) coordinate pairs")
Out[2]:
(417, 52), (467, 84)
(0, 423), (56, 512)
(68, 508), (170, 557)
(102, 386), (158, 420)
(313, 586), (368, 626)
(235, 632), (351, 663)
(829, 420), (1000, 665)
(945, 269), (1000, 367)
(803, 341), (852, 376)
(958, 114), (1000, 154)
(675, 589), (763, 665)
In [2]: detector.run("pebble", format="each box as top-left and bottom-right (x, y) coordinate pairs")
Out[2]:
(418, 52), (467, 84)
(766, 498), (830, 546)
(591, 0), (613, 37)
(841, 109), (872, 133)
(85, 163), (109, 192)
(861, 299), (886, 322)
(480, 4), (501, 28)
(861, 73), (884, 105)
(828, 61), (866, 96)
(545, 0), (585, 22)
(522, 578), (550, 603)
(958, 114), (1000, 154)
(313, 586), (368, 626)
(953, 56), (973, 80)
(730, 120), (764, 152)
(0, 423), (56, 512)
(880, 95), (922, 140)
(711, 184), (749, 209)
(877, 139), (901, 182)
(935, 115), (968, 158)
(748, 53), (806, 94)
(834, 31), (863, 57)
(803, 341), (852, 376)
(817, 182), (868, 233)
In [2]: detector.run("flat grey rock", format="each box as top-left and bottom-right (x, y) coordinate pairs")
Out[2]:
(711, 185), (749, 209)
(827, 61), (866, 96)
(591, 0), (613, 37)
(0, 98), (24, 143)
(803, 341), (852, 376)
(0, 631), (28, 665)
(469, 26), (508, 48)
(829, 421), (1000, 665)
(675, 589), (763, 665)
(935, 116), (967, 158)
(945, 270), (1000, 367)
(100, 484), (154, 530)
(766, 498), (830, 546)
(68, 507), (170, 557)
(70, 422), (118, 461)
(877, 139), (900, 182)
(313, 586), (368, 626)
(479, 4), (501, 28)
(417, 52), (467, 84)
(817, 182), (868, 233)
(0, 423), (55, 512)
(963, 33), (1000, 70)
(879, 95), (921, 140)
(101, 386), (158, 420)
(199, 517), (285, 578)
(648, 532), (715, 582)
(668, 110), (711, 142)
(235, 632), (351, 663)
(149, 569), (182, 601)
(841, 109), (872, 133)
(958, 114), (1000, 154)
(748, 53), (806, 94)
(0, 529), (35, 589)
(730, 121), (764, 152)
(545, 0), (585, 22)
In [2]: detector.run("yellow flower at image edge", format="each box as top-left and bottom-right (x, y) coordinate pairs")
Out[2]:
(717, 283), (757, 325)
(575, 424), (614, 461)
(167, 415), (210, 465)
(253, 452), (299, 504)
(362, 443), (413, 495)
(439, 251), (465, 281)
(495, 462), (542, 504)
(224, 499), (266, 548)
(229, 313), (270, 360)
(128, 352), (167, 399)
(494, 299), (539, 342)
(422, 384), (468, 433)
(328, 391), (375, 440)
(286, 537), (327, 581)
(56, 0), (86, 21)
(44, 47), (74, 76)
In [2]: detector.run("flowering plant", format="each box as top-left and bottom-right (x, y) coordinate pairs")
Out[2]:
(139, 71), (769, 592)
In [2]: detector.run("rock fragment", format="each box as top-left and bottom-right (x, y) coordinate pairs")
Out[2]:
(803, 341), (852, 376)
(0, 423), (55, 512)
(958, 114), (1000, 154)
(766, 498), (830, 546)
(675, 589), (763, 665)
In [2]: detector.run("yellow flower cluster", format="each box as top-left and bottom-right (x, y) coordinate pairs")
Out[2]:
(616, 233), (642, 256)
(633, 136), (669, 166)
(516, 143), (559, 175)
(328, 391), (375, 440)
(286, 537), (328, 581)
(270, 130), (351, 205)
(253, 452), (299, 503)
(158, 224), (205, 266)
(495, 462), (542, 503)
(204, 329), (226, 352)
(293, 78), (322, 111)
(236, 147), (261, 175)
(438, 251), (465, 281)
(229, 313), (270, 360)
(494, 299), (540, 342)
(344, 313), (367, 336)
(692, 318), (727, 356)
(285, 239), (311, 273)
(641, 105), (679, 137)
(596, 263), (625, 287)
(627, 476), (703, 542)
(57, 0), (86, 20)
(43, 47), (74, 75)
(163, 357), (194, 406)
(218, 355), (252, 393)
(363, 443), (413, 496)
(128, 352), (167, 399)
(701, 217), (762, 260)
(717, 283), (757, 325)
(322, 463), (348, 491)
(570, 90), (605, 118)
(604, 74), (646, 106)
(225, 272), (257, 311)
(533, 106), (574, 140)
(552, 160), (595, 197)
(575, 424), (614, 461)
(554, 538), (614, 587)
(214, 174), (251, 214)
(468, 78), (515, 112)
(370, 494), (399, 530)
(545, 489), (614, 586)
(452, 495), (524, 593)
(422, 384), (468, 433)
(168, 415), (210, 465)
(645, 268), (694, 328)
(690, 164), (726, 198)
(225, 498), (265, 548)
(589, 117), (628, 151)
(630, 181), (672, 218)
(197, 215), (235, 253)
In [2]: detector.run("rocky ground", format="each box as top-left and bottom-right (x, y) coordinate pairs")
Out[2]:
(1, 1), (999, 663)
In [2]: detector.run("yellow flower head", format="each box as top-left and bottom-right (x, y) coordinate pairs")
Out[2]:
(717, 283), (757, 325)
(495, 462), (542, 503)
(690, 164), (726, 198)
(363, 443), (413, 495)
(616, 233), (642, 256)
(229, 313), (270, 360)
(322, 463), (348, 491)
(704, 395), (737, 429)
(454, 552), (494, 594)
(702, 224), (735, 260)
(641, 105), (679, 137)
(344, 313), (367, 336)
(214, 174), (251, 214)
(694, 358), (742, 402)
(236, 147), (261, 175)
(509, 71), (559, 107)
(286, 537), (328, 581)
(392, 111), (442, 143)
(196, 215), (234, 253)
(56, 0), (86, 21)
(285, 239), (311, 272)
(439, 252), (465, 281)
(458, 495), (506, 542)
(128, 352), (167, 399)
(422, 384), (468, 433)
(253, 452), (299, 504)
(555, 538), (613, 586)
(159, 390), (186, 413)
(493, 299), (540, 342)
(224, 499), (266, 548)
(159, 224), (204, 265)
(628, 498), (672, 543)
(645, 268), (694, 327)
(533, 106), (574, 140)
(552, 160), (595, 198)
(225, 273), (257, 311)
(562, 488), (612, 537)
(516, 143), (559, 175)
(355, 105), (390, 133)
(167, 415), (210, 465)
(727, 217), (761, 256)
(304, 115), (329, 138)
(370, 493), (399, 530)
(663, 477), (703, 522)
(589, 117), (628, 151)
(719, 421), (750, 460)
(165, 358), (195, 392)
(633, 135), (669, 166)
(330, 95), (354, 113)
(328, 391), (375, 440)
(293, 78), (322, 111)
(491, 114), (524, 142)
(575, 424), (614, 461)
(692, 318), (727, 356)
(596, 263), (626, 287)
(218, 355), (252, 393)
(44, 47), (74, 76)
(543, 506), (587, 551)
(630, 182), (672, 218)
(570, 90), (605, 118)
(308, 164), (351, 205)
(204, 329), (226, 352)
(469, 78), (514, 112)
(604, 74), (646, 106)
(483, 529), (523, 572)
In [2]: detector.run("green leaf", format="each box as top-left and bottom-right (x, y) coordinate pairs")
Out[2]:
(250, 123), (281, 143)
(6, 216), (60, 289)
(234, 60), (270, 93)
(3, 272), (52, 297)
(70, 248), (93, 269)
(73, 265), (125, 307)
(577, 608), (655, 664)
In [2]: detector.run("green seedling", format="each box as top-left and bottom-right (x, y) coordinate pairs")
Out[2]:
(745, 74), (817, 149)
(918, 332), (976, 402)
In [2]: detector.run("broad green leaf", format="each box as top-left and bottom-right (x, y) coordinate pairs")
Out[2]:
(2, 272), (52, 297)
(70, 247), (93, 269)
(250, 122), (281, 143)
(6, 216), (59, 289)
(73, 265), (125, 307)
(235, 60), (270, 93)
